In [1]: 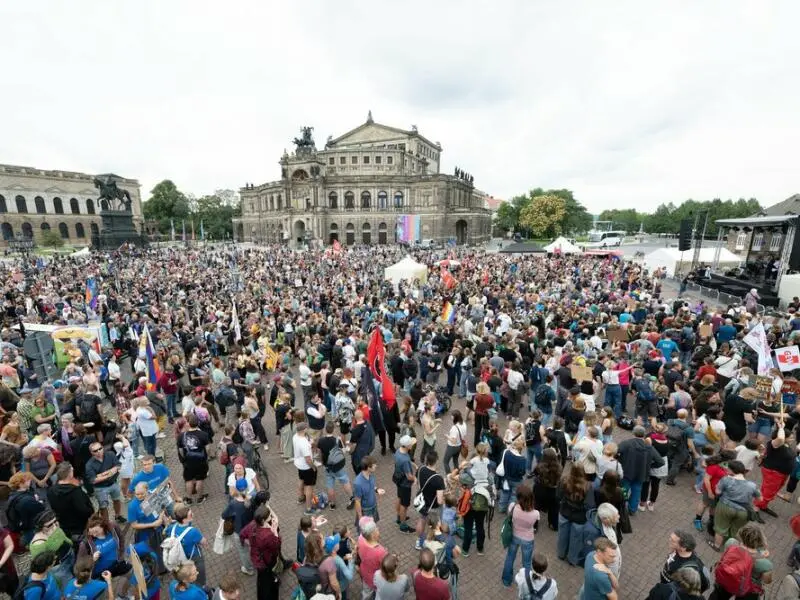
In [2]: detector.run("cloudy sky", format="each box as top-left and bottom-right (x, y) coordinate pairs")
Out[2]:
(1, 1), (798, 213)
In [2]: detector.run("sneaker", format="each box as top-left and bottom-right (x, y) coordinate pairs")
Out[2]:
(477, 550), (484, 556)
(197, 494), (208, 505)
(346, 497), (355, 510)
(414, 540), (423, 551)
(115, 515), (127, 524)
(753, 512), (766, 524)
(183, 497), (193, 505)
(646, 502), (655, 512)
(638, 504), (647, 513)
(461, 550), (469, 557)
(693, 518), (703, 531)
(136, 454), (145, 460)
(763, 507), (778, 518)
(304, 509), (317, 517)
(156, 432), (166, 439)
(399, 523), (414, 533)
(329, 503), (336, 510)
(241, 567), (255, 576)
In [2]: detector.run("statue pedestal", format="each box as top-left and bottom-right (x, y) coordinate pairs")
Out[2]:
(94, 209), (144, 249)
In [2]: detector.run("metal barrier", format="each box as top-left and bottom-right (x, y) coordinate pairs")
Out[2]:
(670, 275), (767, 314)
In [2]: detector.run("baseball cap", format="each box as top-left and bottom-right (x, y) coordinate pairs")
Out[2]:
(235, 478), (248, 492)
(399, 435), (414, 448)
(324, 533), (341, 554)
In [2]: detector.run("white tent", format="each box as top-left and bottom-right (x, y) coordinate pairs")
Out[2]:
(643, 247), (742, 276)
(384, 256), (428, 285)
(70, 247), (91, 259)
(543, 236), (582, 254)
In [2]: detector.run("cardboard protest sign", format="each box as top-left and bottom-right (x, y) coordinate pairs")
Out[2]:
(606, 328), (628, 343)
(571, 364), (593, 382)
(754, 375), (774, 398)
(698, 324), (712, 339)
(775, 345), (800, 373)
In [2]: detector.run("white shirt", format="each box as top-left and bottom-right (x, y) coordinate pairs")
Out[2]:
(299, 364), (312, 387)
(514, 568), (558, 600)
(107, 361), (121, 381)
(507, 369), (524, 391)
(293, 433), (313, 471)
(602, 369), (620, 386)
(136, 407), (158, 437)
(227, 467), (258, 496)
(447, 423), (467, 448)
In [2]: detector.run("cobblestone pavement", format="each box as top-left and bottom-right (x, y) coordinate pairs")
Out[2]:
(146, 392), (799, 600)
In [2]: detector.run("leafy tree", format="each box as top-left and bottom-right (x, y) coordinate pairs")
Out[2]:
(142, 180), (191, 233)
(519, 194), (566, 238)
(494, 201), (519, 232)
(40, 230), (64, 248)
(194, 191), (240, 240)
(494, 188), (590, 236)
(598, 209), (645, 233)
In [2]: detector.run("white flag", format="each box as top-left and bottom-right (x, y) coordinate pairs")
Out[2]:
(775, 345), (800, 372)
(743, 322), (771, 375)
(231, 299), (242, 343)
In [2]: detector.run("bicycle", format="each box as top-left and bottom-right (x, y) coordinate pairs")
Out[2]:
(250, 442), (270, 491)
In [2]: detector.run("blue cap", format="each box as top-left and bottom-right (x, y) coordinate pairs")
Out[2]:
(235, 478), (248, 492)
(324, 533), (341, 554)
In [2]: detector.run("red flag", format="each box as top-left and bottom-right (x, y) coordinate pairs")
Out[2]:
(366, 328), (396, 409)
(441, 268), (456, 290)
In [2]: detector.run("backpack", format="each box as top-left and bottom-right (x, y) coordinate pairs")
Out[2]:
(161, 525), (192, 571)
(79, 395), (99, 421)
(470, 490), (490, 512)
(13, 580), (46, 600)
(523, 569), (552, 600)
(293, 563), (321, 600)
(714, 543), (760, 596)
(311, 492), (328, 510)
(636, 379), (654, 402)
(5, 494), (24, 533)
(666, 423), (686, 449)
(534, 385), (552, 409)
(325, 440), (345, 470)
(456, 488), (473, 518)
(231, 424), (244, 445)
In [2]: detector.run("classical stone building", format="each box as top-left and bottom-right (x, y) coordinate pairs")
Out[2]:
(234, 114), (492, 247)
(0, 164), (143, 246)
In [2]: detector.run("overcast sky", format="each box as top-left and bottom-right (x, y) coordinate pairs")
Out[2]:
(2, 1), (798, 213)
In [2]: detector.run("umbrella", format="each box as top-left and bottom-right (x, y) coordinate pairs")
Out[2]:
(435, 259), (461, 267)
(51, 327), (95, 340)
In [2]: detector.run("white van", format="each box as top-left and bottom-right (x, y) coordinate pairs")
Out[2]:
(584, 230), (625, 248)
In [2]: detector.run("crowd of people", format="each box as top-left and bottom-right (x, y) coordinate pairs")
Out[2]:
(0, 242), (798, 599)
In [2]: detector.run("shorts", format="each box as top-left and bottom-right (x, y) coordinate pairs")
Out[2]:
(183, 460), (209, 482)
(298, 467), (317, 487)
(748, 419), (773, 438)
(94, 482), (122, 508)
(701, 489), (717, 508)
(714, 501), (749, 538)
(324, 467), (349, 490)
(396, 484), (412, 508)
(636, 400), (658, 418)
(339, 421), (351, 435)
(308, 429), (322, 443)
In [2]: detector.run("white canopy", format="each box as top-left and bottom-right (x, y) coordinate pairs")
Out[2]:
(384, 256), (428, 285)
(543, 236), (582, 254)
(70, 247), (91, 259)
(642, 247), (742, 276)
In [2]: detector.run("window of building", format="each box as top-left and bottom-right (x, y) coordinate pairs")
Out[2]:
(344, 191), (354, 209)
(751, 232), (764, 251)
(86, 199), (95, 214)
(15, 196), (27, 214)
(70, 198), (80, 214)
(375, 156), (381, 164)
(735, 233), (747, 250)
(363, 156), (370, 164)
(250, 202), (254, 212)
(329, 157), (335, 165)
(378, 191), (387, 209)
(770, 233), (783, 251)
(351, 156), (358, 164)
(58, 222), (69, 239)
(75, 223), (85, 238)
(0, 196), (6, 213)
(53, 197), (64, 214)
(35, 197), (46, 214)
(387, 156), (393, 165)
(339, 157), (346, 165)
(361, 191), (371, 209)
(394, 191), (404, 208)
(329, 192), (338, 209)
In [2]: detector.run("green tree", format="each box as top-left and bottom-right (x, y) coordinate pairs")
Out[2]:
(494, 201), (519, 232)
(494, 188), (590, 236)
(40, 229), (64, 248)
(142, 180), (191, 233)
(194, 190), (240, 240)
(519, 194), (566, 238)
(598, 209), (644, 233)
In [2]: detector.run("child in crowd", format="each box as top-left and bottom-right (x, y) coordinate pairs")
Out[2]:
(441, 492), (458, 535)
(296, 515), (313, 564)
(695, 449), (735, 535)
(779, 444), (800, 502)
(735, 438), (762, 474)
(114, 438), (135, 500)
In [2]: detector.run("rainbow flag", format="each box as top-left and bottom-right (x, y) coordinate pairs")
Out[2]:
(139, 323), (161, 389)
(85, 278), (98, 311)
(441, 301), (456, 324)
(396, 215), (421, 243)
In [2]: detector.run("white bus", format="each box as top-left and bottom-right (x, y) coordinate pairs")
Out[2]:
(583, 230), (626, 248)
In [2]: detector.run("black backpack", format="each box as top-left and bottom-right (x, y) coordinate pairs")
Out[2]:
(534, 385), (552, 409)
(13, 580), (46, 600)
(79, 395), (99, 421)
(232, 423), (244, 445)
(524, 420), (540, 447)
(294, 562), (321, 599)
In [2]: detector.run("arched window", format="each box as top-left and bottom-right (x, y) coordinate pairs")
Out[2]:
(394, 191), (404, 208)
(15, 196), (27, 214)
(344, 191), (355, 210)
(378, 191), (388, 209)
(53, 197), (64, 214)
(269, 195), (274, 211)
(35, 197), (46, 214)
(75, 223), (85, 238)
(362, 222), (371, 244)
(90, 223), (99, 237)
(70, 198), (80, 214)
(378, 222), (388, 244)
(0, 196), (6, 213)
(361, 191), (371, 209)
(1, 223), (13, 240)
(40, 223), (50, 231)
(329, 192), (338, 209)
(86, 199), (95, 214)
(21, 223), (32, 239)
(277, 195), (282, 210)
(58, 223), (69, 239)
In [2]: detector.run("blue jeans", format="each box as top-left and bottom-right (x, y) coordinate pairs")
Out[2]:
(142, 434), (157, 457)
(459, 368), (470, 397)
(622, 478), (643, 514)
(502, 535), (533, 586)
(446, 367), (457, 395)
(525, 445), (541, 473)
(498, 479), (522, 513)
(540, 411), (553, 428)
(604, 384), (623, 419)
(166, 393), (177, 419)
(557, 515), (586, 566)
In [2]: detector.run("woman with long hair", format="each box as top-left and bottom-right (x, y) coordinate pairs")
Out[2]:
(461, 443), (492, 556)
(498, 437), (527, 513)
(63, 555), (114, 600)
(29, 510), (75, 590)
(533, 448), (562, 531)
(78, 513), (132, 584)
(442, 410), (467, 474)
(473, 381), (494, 446)
(556, 463), (593, 566)
(374, 552), (411, 599)
(501, 483), (540, 588)
(239, 504), (282, 600)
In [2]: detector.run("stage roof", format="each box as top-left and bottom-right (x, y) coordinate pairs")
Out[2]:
(715, 215), (797, 226)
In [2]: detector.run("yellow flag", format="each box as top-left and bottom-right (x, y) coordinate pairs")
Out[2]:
(264, 344), (278, 371)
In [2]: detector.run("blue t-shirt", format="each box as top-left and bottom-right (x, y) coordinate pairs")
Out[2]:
(393, 451), (413, 488)
(165, 523), (203, 559)
(21, 575), (60, 600)
(129, 464), (170, 492)
(130, 551), (161, 599)
(354, 473), (377, 509)
(93, 533), (118, 574)
(62, 578), (107, 600)
(128, 497), (159, 526)
(618, 313), (632, 324)
(168, 581), (208, 600)
(583, 552), (613, 600)
(656, 338), (678, 360)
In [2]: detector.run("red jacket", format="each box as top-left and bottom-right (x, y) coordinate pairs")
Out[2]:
(239, 521), (281, 570)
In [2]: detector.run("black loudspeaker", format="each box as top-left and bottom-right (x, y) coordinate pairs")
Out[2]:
(678, 219), (692, 251)
(789, 233), (800, 271)
(23, 332), (58, 383)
